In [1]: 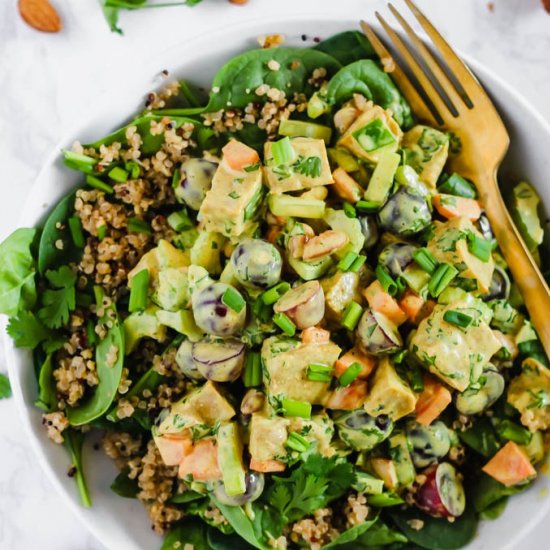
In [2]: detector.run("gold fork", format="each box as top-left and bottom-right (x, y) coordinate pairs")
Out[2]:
(360, 0), (550, 357)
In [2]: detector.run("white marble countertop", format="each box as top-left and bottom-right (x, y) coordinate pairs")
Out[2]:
(0, 0), (549, 548)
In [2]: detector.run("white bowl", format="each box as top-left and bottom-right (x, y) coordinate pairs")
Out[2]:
(4, 14), (550, 550)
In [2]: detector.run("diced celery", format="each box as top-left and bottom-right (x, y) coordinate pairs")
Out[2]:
(279, 119), (332, 144)
(307, 92), (330, 119)
(324, 208), (365, 258)
(353, 119), (396, 152)
(272, 137), (296, 165)
(395, 165), (430, 198)
(388, 432), (416, 488)
(156, 309), (203, 341)
(328, 147), (360, 172)
(401, 265), (431, 295)
(268, 194), (326, 219)
(364, 151), (401, 205)
(352, 471), (384, 495)
(288, 255), (332, 280)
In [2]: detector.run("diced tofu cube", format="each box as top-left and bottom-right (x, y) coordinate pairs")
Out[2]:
(402, 125), (449, 189)
(198, 147), (263, 238)
(410, 301), (502, 391)
(508, 357), (550, 431)
(158, 381), (235, 435)
(288, 413), (335, 457)
(263, 137), (333, 193)
(321, 270), (362, 322)
(262, 336), (341, 404)
(128, 239), (189, 282)
(153, 267), (190, 311)
(427, 216), (495, 293)
(338, 105), (402, 163)
(364, 357), (417, 421)
(249, 413), (289, 465)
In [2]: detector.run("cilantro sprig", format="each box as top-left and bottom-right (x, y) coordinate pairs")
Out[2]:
(38, 266), (77, 329)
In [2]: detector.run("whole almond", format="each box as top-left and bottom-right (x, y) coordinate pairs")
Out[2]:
(543, 0), (550, 12)
(18, 0), (62, 33)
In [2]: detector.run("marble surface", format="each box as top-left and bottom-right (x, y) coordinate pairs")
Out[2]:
(0, 0), (549, 548)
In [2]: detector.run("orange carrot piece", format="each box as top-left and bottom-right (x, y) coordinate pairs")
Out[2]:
(482, 441), (537, 487)
(433, 194), (482, 222)
(334, 347), (376, 380)
(222, 139), (260, 171)
(302, 326), (331, 344)
(325, 380), (368, 410)
(250, 458), (286, 473)
(363, 280), (407, 326)
(178, 438), (222, 481)
(266, 225), (282, 245)
(154, 433), (193, 466)
(332, 168), (363, 203)
(415, 376), (452, 426)
(399, 290), (436, 325)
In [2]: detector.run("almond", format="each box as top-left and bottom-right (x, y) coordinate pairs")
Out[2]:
(543, 0), (550, 12)
(18, 0), (62, 33)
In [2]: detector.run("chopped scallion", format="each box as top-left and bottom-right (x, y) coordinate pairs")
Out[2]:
(443, 309), (473, 328)
(86, 175), (113, 194)
(128, 269), (150, 313)
(495, 419), (532, 445)
(413, 247), (438, 274)
(438, 173), (477, 199)
(68, 216), (85, 248)
(376, 265), (397, 296)
(128, 217), (152, 234)
(171, 167), (181, 189)
(167, 210), (193, 232)
(343, 201), (357, 218)
(108, 166), (129, 183)
(338, 251), (359, 272)
(467, 232), (492, 262)
(262, 282), (291, 305)
(356, 200), (380, 212)
(428, 263), (458, 297)
(307, 363), (333, 383)
(273, 312), (296, 336)
(341, 301), (363, 330)
(281, 398), (311, 419)
(97, 223), (107, 240)
(339, 362), (363, 386)
(271, 136), (296, 165)
(125, 161), (141, 179)
(285, 431), (311, 453)
(349, 255), (366, 273)
(243, 352), (262, 387)
(222, 287), (246, 313)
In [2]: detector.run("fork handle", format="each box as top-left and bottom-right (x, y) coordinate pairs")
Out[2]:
(480, 172), (550, 357)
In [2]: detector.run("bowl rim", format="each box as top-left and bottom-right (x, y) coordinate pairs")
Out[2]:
(5, 12), (550, 550)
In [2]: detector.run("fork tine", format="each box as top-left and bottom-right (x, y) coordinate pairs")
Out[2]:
(387, 3), (466, 115)
(375, 11), (451, 123)
(403, 0), (485, 102)
(359, 20), (438, 126)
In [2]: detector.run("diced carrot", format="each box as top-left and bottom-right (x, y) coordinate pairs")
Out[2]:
(433, 194), (482, 222)
(334, 347), (376, 380)
(482, 441), (537, 487)
(332, 168), (363, 203)
(399, 289), (436, 325)
(250, 458), (286, 473)
(363, 280), (407, 326)
(222, 139), (260, 172)
(178, 438), (222, 481)
(154, 433), (193, 466)
(302, 326), (331, 344)
(325, 380), (368, 410)
(370, 458), (398, 490)
(415, 376), (452, 426)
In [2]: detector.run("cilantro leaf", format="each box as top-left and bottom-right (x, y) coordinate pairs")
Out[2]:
(6, 311), (52, 348)
(38, 266), (77, 329)
(292, 155), (321, 178)
(0, 373), (11, 399)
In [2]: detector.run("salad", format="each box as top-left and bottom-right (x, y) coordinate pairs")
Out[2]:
(1, 30), (549, 550)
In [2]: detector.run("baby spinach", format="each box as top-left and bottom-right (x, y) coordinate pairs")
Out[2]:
(458, 416), (500, 457)
(170, 490), (205, 505)
(205, 47), (342, 113)
(38, 191), (79, 275)
(207, 527), (255, 550)
(34, 354), (56, 411)
(67, 288), (125, 426)
(470, 473), (530, 514)
(161, 517), (210, 550)
(0, 373), (12, 400)
(65, 429), (92, 508)
(110, 466), (139, 498)
(325, 59), (413, 127)
(322, 516), (379, 548)
(388, 506), (478, 550)
(326, 519), (408, 549)
(0, 228), (38, 316)
(313, 31), (377, 65)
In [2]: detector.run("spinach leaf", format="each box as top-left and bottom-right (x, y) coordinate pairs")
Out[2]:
(67, 288), (125, 425)
(211, 498), (269, 550)
(161, 517), (210, 550)
(0, 228), (38, 316)
(325, 59), (413, 127)
(207, 527), (256, 550)
(313, 31), (377, 65)
(458, 416), (500, 457)
(187, 498), (234, 535)
(38, 191), (79, 275)
(110, 466), (139, 498)
(205, 48), (341, 112)
(479, 497), (508, 520)
(469, 472), (530, 513)
(388, 506), (478, 550)
(64, 429), (92, 507)
(34, 354), (56, 411)
(327, 519), (409, 549)
(0, 373), (12, 400)
(322, 516), (379, 548)
(170, 490), (206, 505)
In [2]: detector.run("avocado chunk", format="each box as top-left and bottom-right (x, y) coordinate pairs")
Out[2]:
(410, 300), (502, 391)
(262, 336), (341, 405)
(363, 150), (401, 206)
(128, 239), (189, 282)
(264, 137), (333, 193)
(509, 181), (544, 254)
(156, 309), (203, 341)
(364, 357), (417, 420)
(190, 231), (227, 275)
(152, 267), (190, 311)
(217, 422), (247, 496)
(388, 431), (415, 487)
(249, 413), (289, 464)
(124, 306), (166, 354)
